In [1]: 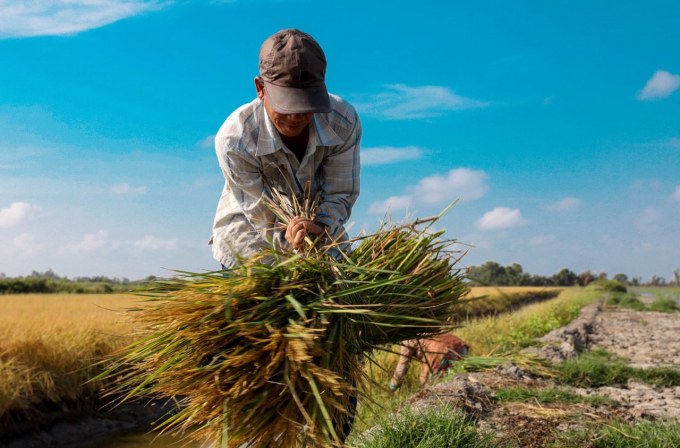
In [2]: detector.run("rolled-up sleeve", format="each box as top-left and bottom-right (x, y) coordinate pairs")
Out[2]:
(213, 134), (288, 266)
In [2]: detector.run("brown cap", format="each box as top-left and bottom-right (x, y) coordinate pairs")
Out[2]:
(259, 29), (331, 114)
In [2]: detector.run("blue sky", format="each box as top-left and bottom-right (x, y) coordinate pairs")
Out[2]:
(1, 0), (679, 281)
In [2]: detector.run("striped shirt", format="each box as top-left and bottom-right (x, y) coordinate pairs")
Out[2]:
(212, 94), (362, 268)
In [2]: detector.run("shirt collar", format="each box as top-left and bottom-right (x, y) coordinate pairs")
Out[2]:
(312, 112), (344, 147)
(255, 102), (344, 157)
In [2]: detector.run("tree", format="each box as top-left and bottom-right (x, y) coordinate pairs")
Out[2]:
(613, 273), (628, 284)
(577, 270), (595, 286)
(597, 271), (607, 280)
(674, 269), (680, 287)
(552, 268), (577, 286)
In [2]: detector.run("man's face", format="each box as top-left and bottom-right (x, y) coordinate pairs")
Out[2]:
(255, 78), (314, 137)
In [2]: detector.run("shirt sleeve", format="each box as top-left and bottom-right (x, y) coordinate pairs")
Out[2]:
(217, 141), (289, 256)
(315, 112), (362, 240)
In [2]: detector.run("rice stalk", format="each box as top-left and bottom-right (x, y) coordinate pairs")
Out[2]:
(97, 179), (469, 447)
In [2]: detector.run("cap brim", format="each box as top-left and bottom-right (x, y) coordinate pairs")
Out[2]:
(264, 82), (332, 114)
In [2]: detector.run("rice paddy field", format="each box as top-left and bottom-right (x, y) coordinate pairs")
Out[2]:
(0, 286), (561, 433)
(0, 294), (137, 424)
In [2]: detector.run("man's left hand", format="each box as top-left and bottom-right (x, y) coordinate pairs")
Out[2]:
(285, 217), (325, 249)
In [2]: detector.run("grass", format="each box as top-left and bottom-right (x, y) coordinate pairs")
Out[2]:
(606, 292), (679, 313)
(557, 349), (680, 388)
(348, 406), (508, 448)
(553, 421), (680, 447)
(0, 294), (136, 423)
(454, 286), (602, 356)
(605, 293), (646, 311)
(495, 387), (617, 407)
(648, 297), (680, 313)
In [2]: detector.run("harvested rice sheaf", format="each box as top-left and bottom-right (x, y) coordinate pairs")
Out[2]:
(101, 196), (469, 447)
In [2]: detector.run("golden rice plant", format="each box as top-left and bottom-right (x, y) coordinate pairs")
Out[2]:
(99, 181), (469, 447)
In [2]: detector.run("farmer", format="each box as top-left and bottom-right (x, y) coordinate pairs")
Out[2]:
(389, 334), (469, 390)
(210, 29), (362, 442)
(211, 28), (361, 270)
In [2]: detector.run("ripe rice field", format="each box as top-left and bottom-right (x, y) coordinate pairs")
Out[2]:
(0, 294), (137, 424)
(0, 287), (563, 430)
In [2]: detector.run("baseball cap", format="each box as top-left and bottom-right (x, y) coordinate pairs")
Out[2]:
(258, 29), (331, 114)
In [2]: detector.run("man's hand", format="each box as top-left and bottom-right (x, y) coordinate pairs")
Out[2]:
(285, 216), (326, 249)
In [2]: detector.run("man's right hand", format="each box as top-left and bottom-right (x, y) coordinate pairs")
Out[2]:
(285, 216), (325, 249)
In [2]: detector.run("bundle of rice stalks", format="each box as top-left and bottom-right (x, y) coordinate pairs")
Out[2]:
(99, 185), (469, 447)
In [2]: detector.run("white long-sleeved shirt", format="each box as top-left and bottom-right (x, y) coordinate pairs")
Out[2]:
(212, 94), (362, 268)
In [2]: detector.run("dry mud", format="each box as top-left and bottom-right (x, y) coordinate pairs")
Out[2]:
(401, 300), (680, 446)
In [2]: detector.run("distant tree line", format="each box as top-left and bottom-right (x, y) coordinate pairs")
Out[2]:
(0, 269), (157, 294)
(467, 262), (680, 287)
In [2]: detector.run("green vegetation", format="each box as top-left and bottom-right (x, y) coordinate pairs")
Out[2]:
(558, 349), (680, 388)
(648, 296), (680, 313)
(606, 292), (645, 310)
(591, 421), (680, 448)
(553, 421), (680, 448)
(495, 387), (617, 407)
(606, 292), (679, 313)
(468, 261), (580, 287)
(591, 279), (627, 293)
(349, 406), (507, 448)
(0, 270), (154, 294)
(452, 286), (602, 356)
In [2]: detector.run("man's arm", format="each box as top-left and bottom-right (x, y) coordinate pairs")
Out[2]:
(315, 112), (362, 239)
(215, 138), (289, 253)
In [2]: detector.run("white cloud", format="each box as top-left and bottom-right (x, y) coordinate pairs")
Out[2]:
(461, 233), (493, 250)
(670, 137), (680, 148)
(672, 186), (680, 201)
(368, 168), (489, 215)
(197, 134), (216, 149)
(112, 183), (146, 195)
(135, 235), (178, 250)
(530, 234), (555, 246)
(354, 84), (488, 120)
(9, 233), (43, 258)
(0, 201), (41, 228)
(476, 207), (527, 230)
(412, 168), (489, 204)
(546, 197), (582, 212)
(367, 195), (413, 215)
(0, 0), (166, 39)
(630, 178), (661, 191)
(637, 70), (680, 100)
(361, 146), (423, 165)
(66, 230), (113, 254)
(635, 207), (662, 232)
